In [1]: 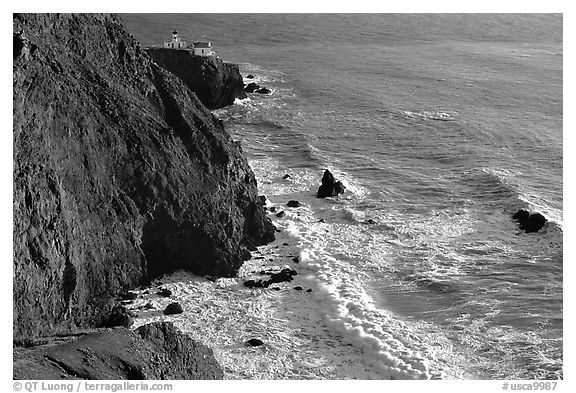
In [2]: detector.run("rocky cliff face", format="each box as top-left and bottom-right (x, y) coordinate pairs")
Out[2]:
(146, 48), (246, 109)
(13, 13), (274, 340)
(14, 322), (224, 379)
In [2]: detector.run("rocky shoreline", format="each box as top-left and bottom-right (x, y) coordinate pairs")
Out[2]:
(13, 13), (275, 379)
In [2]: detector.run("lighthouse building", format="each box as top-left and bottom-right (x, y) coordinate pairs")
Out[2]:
(164, 30), (188, 49)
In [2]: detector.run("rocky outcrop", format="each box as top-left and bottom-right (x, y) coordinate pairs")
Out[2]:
(146, 48), (246, 109)
(512, 209), (547, 233)
(13, 322), (224, 380)
(317, 170), (346, 198)
(13, 13), (274, 340)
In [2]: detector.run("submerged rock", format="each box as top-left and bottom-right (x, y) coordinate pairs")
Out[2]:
(256, 87), (271, 94)
(512, 209), (547, 233)
(317, 170), (346, 198)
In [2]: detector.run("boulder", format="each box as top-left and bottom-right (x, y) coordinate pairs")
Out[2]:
(287, 200), (301, 208)
(102, 305), (133, 328)
(120, 291), (138, 301)
(246, 338), (264, 347)
(246, 74), (255, 79)
(156, 288), (172, 298)
(282, 174), (291, 179)
(163, 302), (184, 315)
(317, 170), (346, 198)
(256, 87), (271, 94)
(512, 209), (547, 233)
(276, 211), (286, 218)
(244, 82), (259, 93)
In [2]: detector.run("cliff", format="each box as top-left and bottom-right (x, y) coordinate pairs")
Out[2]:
(146, 48), (247, 109)
(13, 13), (274, 341)
(14, 322), (224, 379)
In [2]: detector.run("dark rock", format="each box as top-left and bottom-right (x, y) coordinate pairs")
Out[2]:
(120, 291), (138, 301)
(146, 48), (247, 109)
(269, 206), (277, 213)
(282, 174), (291, 179)
(364, 219), (377, 224)
(513, 209), (547, 233)
(102, 306), (133, 328)
(287, 200), (301, 208)
(144, 302), (155, 310)
(13, 13), (275, 340)
(243, 279), (264, 288)
(268, 268), (297, 284)
(294, 286), (303, 291)
(292, 257), (300, 263)
(306, 289), (312, 292)
(157, 288), (172, 298)
(256, 87), (271, 94)
(318, 219), (326, 223)
(258, 195), (267, 205)
(246, 338), (264, 347)
(244, 82), (259, 93)
(276, 211), (286, 218)
(317, 170), (346, 198)
(13, 322), (224, 379)
(246, 74), (254, 79)
(282, 242), (289, 246)
(163, 302), (184, 315)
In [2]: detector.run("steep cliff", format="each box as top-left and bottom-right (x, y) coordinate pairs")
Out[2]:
(146, 48), (247, 109)
(13, 13), (274, 340)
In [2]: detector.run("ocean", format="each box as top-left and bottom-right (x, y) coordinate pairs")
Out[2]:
(122, 14), (563, 379)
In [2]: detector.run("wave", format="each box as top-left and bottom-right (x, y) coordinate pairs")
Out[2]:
(402, 110), (459, 122)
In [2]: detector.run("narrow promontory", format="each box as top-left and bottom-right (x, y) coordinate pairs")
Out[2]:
(146, 47), (246, 109)
(13, 12), (274, 374)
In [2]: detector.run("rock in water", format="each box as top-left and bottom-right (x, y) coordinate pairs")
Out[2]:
(246, 338), (264, 347)
(164, 302), (184, 315)
(244, 82), (260, 93)
(287, 200), (301, 207)
(13, 13), (275, 340)
(256, 87), (271, 94)
(317, 170), (346, 198)
(157, 288), (172, 298)
(146, 48), (247, 109)
(512, 209), (547, 233)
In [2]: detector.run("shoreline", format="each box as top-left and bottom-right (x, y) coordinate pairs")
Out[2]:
(129, 216), (383, 379)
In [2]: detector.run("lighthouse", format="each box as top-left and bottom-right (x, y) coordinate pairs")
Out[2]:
(164, 30), (188, 49)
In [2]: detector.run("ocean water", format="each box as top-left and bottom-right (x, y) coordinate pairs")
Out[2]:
(122, 14), (563, 379)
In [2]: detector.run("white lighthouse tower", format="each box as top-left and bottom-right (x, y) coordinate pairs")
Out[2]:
(164, 30), (188, 49)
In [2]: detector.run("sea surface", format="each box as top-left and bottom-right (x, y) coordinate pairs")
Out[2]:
(122, 14), (563, 379)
